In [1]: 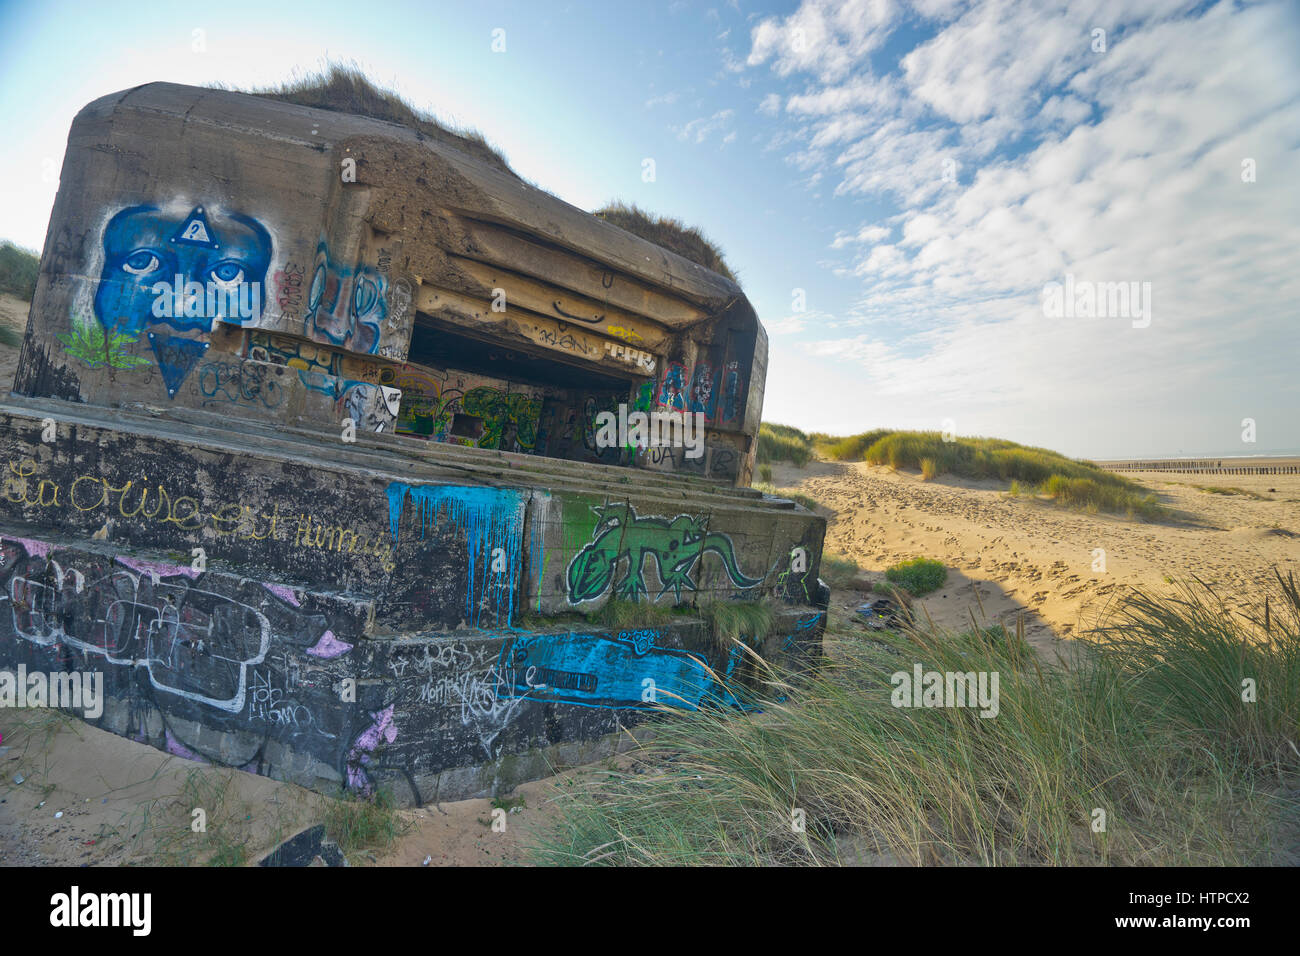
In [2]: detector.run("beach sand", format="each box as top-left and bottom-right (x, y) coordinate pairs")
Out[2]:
(772, 458), (1299, 660)
(0, 293), (30, 392)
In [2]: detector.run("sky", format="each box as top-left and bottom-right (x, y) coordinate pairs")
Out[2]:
(1, 0), (1296, 459)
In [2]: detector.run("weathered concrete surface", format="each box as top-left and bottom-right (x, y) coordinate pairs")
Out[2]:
(0, 517), (823, 803)
(1, 395), (825, 801)
(15, 82), (767, 485)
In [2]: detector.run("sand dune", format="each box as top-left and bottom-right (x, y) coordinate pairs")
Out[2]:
(773, 458), (1300, 659)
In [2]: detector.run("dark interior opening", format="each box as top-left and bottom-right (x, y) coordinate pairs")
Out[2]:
(408, 315), (634, 392)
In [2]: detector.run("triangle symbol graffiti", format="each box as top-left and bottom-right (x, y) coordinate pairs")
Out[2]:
(147, 332), (210, 399)
(171, 205), (219, 248)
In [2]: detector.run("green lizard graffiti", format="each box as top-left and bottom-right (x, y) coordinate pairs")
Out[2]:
(567, 503), (763, 603)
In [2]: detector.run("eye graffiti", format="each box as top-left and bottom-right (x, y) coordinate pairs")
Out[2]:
(301, 241), (387, 356)
(94, 205), (273, 338)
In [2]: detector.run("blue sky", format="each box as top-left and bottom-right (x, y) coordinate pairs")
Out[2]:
(2, 0), (1297, 458)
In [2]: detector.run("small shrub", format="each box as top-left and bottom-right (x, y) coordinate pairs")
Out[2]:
(0, 242), (39, 301)
(920, 458), (938, 480)
(758, 464), (773, 483)
(323, 787), (404, 856)
(885, 557), (947, 596)
(819, 554), (864, 590)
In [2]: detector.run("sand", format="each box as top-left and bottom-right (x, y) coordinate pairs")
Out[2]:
(771, 458), (1300, 659)
(0, 292), (29, 392)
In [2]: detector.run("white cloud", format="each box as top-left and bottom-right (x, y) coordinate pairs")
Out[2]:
(747, 0), (899, 83)
(677, 108), (736, 143)
(745, 0), (1300, 456)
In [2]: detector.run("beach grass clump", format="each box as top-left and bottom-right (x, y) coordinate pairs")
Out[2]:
(757, 423), (813, 467)
(819, 429), (1167, 519)
(323, 786), (405, 857)
(824, 429), (895, 462)
(818, 553), (865, 591)
(701, 600), (775, 654)
(525, 574), (1300, 866)
(0, 241), (39, 301)
(884, 557), (947, 596)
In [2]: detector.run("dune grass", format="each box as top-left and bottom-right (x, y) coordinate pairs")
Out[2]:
(322, 787), (406, 857)
(818, 553), (865, 591)
(0, 241), (38, 301)
(824, 428), (895, 462)
(759, 423), (1165, 520)
(525, 574), (1300, 866)
(756, 423), (813, 467)
(593, 201), (736, 281)
(884, 557), (947, 596)
(223, 64), (517, 176)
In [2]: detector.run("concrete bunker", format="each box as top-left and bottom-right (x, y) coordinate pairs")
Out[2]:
(1, 82), (826, 804)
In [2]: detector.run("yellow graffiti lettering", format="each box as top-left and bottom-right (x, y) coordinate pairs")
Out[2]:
(211, 503), (242, 536)
(71, 475), (108, 511)
(168, 496), (203, 531)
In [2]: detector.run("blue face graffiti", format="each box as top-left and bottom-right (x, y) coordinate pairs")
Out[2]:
(94, 205), (273, 337)
(303, 241), (387, 355)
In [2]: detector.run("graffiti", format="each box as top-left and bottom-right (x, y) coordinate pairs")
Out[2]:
(1, 458), (394, 571)
(248, 331), (339, 395)
(566, 503), (762, 603)
(389, 277), (413, 330)
(3, 545), (269, 713)
(340, 382), (402, 433)
(688, 361), (719, 421)
(197, 359), (287, 409)
(147, 332), (209, 399)
(498, 630), (744, 710)
(393, 368), (459, 439)
(386, 483), (528, 627)
(551, 299), (604, 324)
(606, 325), (642, 344)
(291, 513), (396, 572)
(461, 387), (542, 452)
(720, 361), (743, 425)
(303, 241), (387, 356)
(57, 320), (151, 371)
(603, 341), (656, 373)
(93, 204), (272, 337)
(658, 361), (687, 410)
(533, 324), (595, 356)
(346, 704), (397, 792)
(248, 668), (314, 729)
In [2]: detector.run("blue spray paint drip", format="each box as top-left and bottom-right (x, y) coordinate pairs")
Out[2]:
(386, 483), (527, 628)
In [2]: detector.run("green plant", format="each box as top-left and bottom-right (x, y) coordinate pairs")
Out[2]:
(753, 482), (820, 512)
(756, 424), (813, 466)
(229, 63), (516, 177)
(0, 241), (39, 300)
(588, 597), (676, 629)
(920, 457), (938, 480)
(322, 787), (404, 856)
(57, 321), (150, 370)
(818, 554), (863, 591)
(884, 557), (947, 596)
(758, 464), (773, 484)
(594, 201), (736, 281)
(824, 429), (895, 462)
(701, 600), (774, 653)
